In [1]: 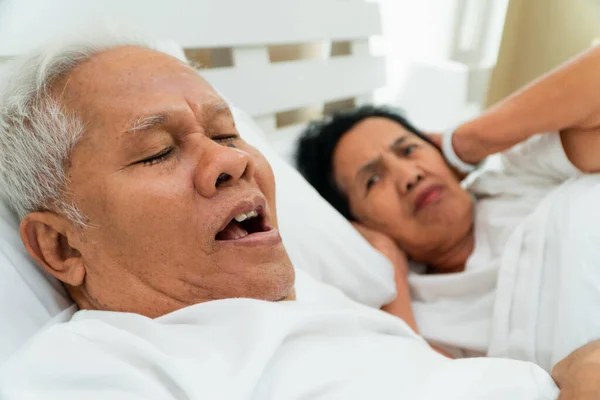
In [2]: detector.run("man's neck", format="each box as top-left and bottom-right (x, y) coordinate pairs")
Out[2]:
(426, 230), (475, 274)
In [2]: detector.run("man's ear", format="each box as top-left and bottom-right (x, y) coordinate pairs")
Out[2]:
(19, 212), (85, 287)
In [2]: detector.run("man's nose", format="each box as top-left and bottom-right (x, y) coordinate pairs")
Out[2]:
(194, 142), (255, 198)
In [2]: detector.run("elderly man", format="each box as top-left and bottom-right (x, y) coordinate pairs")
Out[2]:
(0, 36), (593, 399)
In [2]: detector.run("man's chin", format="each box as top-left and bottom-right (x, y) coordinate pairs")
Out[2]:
(253, 259), (296, 302)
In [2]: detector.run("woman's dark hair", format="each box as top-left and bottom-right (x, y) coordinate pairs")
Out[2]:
(295, 105), (434, 220)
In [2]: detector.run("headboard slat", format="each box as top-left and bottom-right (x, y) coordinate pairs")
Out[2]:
(202, 55), (385, 118)
(0, 0), (382, 56)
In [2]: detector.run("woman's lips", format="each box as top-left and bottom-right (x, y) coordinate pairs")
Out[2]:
(414, 185), (443, 213)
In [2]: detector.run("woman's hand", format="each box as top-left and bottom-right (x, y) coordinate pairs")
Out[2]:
(352, 222), (409, 277)
(352, 223), (418, 331)
(552, 339), (600, 399)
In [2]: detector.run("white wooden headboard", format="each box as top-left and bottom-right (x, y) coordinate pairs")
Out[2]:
(0, 0), (385, 162)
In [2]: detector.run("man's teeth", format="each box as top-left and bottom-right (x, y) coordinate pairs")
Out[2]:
(233, 210), (258, 222)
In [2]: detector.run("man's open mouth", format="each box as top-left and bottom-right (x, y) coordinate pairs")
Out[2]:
(215, 206), (272, 241)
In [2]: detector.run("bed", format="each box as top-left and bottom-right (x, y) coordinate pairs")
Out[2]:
(0, 4), (584, 397)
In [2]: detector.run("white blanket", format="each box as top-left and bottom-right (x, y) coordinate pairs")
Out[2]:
(488, 173), (600, 371)
(0, 270), (556, 399)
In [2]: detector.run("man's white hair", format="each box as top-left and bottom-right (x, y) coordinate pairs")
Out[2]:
(0, 34), (165, 226)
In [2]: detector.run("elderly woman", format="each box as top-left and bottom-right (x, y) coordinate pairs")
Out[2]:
(2, 34), (586, 399)
(297, 46), (600, 370)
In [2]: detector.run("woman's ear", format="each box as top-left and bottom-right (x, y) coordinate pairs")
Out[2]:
(19, 212), (85, 287)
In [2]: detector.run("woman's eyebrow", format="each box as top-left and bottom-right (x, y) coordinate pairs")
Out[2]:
(355, 135), (409, 182)
(356, 158), (382, 182)
(390, 135), (408, 149)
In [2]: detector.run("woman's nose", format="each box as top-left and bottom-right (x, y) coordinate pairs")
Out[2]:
(405, 173), (423, 192)
(194, 142), (256, 198)
(389, 157), (424, 194)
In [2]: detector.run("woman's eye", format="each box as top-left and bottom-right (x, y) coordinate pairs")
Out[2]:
(138, 148), (174, 166)
(366, 174), (381, 192)
(403, 144), (417, 156)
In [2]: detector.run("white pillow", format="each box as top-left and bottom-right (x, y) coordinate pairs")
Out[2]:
(0, 107), (395, 365)
(0, 198), (72, 364)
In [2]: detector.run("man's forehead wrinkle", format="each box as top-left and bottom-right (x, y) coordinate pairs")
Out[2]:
(123, 98), (230, 138)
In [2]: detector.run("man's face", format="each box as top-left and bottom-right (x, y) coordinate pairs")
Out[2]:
(56, 46), (294, 317)
(332, 117), (473, 262)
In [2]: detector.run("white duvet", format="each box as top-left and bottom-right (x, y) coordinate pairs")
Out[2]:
(0, 270), (557, 399)
(488, 172), (600, 370)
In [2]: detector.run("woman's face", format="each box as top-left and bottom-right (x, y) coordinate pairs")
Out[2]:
(332, 117), (474, 263)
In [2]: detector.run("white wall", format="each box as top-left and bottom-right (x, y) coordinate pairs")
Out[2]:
(487, 0), (600, 106)
(371, 0), (460, 104)
(372, 0), (508, 132)
(0, 0), (112, 54)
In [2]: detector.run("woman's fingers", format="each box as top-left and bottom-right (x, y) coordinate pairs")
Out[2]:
(351, 223), (409, 276)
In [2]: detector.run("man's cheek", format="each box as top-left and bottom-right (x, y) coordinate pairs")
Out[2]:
(254, 157), (276, 191)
